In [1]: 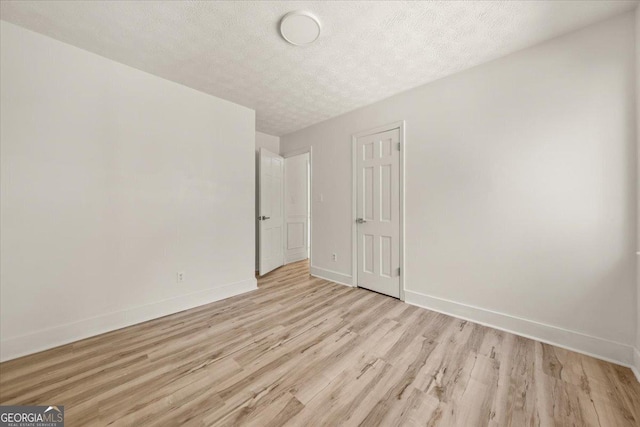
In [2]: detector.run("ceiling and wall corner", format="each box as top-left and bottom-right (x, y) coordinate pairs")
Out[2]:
(0, 1), (637, 136)
(256, 132), (281, 155)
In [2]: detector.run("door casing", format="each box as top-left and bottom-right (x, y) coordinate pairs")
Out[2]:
(351, 121), (406, 301)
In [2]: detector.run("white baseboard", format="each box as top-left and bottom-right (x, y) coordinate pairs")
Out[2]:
(0, 277), (257, 362)
(404, 289), (635, 371)
(632, 347), (640, 383)
(310, 265), (353, 287)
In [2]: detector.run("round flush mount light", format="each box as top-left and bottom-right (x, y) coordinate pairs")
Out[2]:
(279, 11), (321, 46)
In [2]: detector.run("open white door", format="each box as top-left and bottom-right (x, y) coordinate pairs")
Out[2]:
(284, 153), (309, 264)
(258, 148), (284, 275)
(355, 128), (401, 298)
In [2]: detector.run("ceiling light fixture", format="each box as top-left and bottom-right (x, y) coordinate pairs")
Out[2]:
(279, 11), (321, 46)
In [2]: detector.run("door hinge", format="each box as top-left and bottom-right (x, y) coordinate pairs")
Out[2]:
(397, 267), (401, 276)
(397, 142), (401, 151)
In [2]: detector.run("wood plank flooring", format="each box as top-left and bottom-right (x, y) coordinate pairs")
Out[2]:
(1, 260), (639, 426)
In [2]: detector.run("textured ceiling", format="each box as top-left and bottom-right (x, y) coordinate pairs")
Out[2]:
(1, 1), (637, 136)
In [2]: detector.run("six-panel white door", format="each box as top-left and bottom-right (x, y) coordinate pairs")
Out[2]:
(259, 148), (284, 275)
(356, 128), (400, 298)
(284, 153), (309, 264)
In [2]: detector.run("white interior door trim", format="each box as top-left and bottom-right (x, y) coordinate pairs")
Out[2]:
(282, 146), (313, 268)
(351, 121), (406, 301)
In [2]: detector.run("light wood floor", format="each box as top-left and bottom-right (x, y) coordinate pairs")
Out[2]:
(1, 260), (639, 426)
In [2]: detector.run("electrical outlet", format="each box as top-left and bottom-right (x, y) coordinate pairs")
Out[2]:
(332, 253), (337, 262)
(177, 272), (185, 283)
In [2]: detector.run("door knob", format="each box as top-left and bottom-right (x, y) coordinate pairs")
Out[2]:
(356, 218), (367, 224)
(258, 216), (271, 220)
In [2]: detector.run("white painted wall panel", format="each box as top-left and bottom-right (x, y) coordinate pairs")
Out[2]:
(0, 22), (256, 361)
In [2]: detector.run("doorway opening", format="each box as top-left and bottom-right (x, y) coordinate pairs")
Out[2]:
(352, 121), (405, 300)
(283, 149), (312, 266)
(257, 147), (313, 277)
(257, 148), (284, 276)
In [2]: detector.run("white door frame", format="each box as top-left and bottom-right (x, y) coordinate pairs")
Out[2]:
(351, 121), (406, 301)
(282, 146), (313, 267)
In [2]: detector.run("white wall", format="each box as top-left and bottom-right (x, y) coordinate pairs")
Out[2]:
(0, 21), (257, 361)
(255, 131), (280, 269)
(281, 13), (637, 366)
